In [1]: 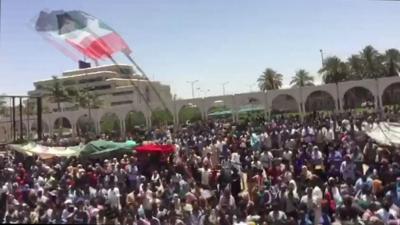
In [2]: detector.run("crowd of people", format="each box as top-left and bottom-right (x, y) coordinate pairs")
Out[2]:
(0, 110), (400, 225)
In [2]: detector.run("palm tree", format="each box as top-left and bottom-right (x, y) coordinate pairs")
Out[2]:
(347, 54), (365, 80)
(71, 88), (103, 116)
(44, 76), (70, 112)
(383, 48), (400, 77)
(290, 69), (314, 87)
(257, 68), (283, 91)
(319, 56), (349, 83)
(24, 99), (37, 116)
(69, 88), (103, 135)
(44, 76), (71, 136)
(359, 45), (385, 79)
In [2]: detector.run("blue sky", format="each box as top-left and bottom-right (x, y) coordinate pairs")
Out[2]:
(1, 0), (399, 98)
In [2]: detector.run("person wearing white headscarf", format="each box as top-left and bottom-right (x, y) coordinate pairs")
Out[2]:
(284, 179), (300, 218)
(312, 179), (323, 225)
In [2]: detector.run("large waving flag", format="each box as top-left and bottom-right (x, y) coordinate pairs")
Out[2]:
(35, 10), (131, 60)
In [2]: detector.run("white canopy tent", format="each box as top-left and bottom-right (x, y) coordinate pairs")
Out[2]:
(364, 122), (400, 147)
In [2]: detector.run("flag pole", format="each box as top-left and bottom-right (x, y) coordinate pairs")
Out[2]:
(107, 54), (154, 115)
(124, 53), (171, 114)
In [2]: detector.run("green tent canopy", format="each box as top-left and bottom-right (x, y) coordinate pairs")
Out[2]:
(208, 105), (264, 116)
(79, 140), (138, 159)
(238, 105), (264, 113)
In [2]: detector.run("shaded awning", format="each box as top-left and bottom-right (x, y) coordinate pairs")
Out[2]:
(365, 122), (400, 147)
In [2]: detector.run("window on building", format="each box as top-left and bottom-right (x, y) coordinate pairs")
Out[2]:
(63, 80), (76, 85)
(78, 77), (104, 84)
(88, 85), (112, 91)
(120, 68), (132, 75)
(112, 90), (134, 96)
(111, 100), (133, 106)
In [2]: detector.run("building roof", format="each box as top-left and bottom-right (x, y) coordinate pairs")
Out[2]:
(62, 64), (134, 76)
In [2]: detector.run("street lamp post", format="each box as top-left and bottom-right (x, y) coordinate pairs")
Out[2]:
(222, 82), (229, 96)
(203, 89), (210, 98)
(320, 49), (324, 67)
(187, 80), (199, 98)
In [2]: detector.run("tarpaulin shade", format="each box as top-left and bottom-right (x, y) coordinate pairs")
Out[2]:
(9, 143), (81, 159)
(79, 140), (138, 159)
(135, 144), (175, 154)
(365, 122), (400, 147)
(9, 140), (138, 160)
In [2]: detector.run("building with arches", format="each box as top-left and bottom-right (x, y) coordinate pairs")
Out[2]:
(1, 65), (399, 140)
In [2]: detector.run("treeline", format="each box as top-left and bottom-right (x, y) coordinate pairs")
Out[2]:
(258, 45), (400, 91)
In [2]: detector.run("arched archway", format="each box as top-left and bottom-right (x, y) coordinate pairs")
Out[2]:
(151, 108), (173, 127)
(382, 82), (400, 106)
(125, 111), (146, 136)
(207, 105), (232, 120)
(305, 90), (335, 112)
(100, 113), (121, 137)
(178, 104), (202, 124)
(206, 99), (233, 121)
(343, 87), (375, 110)
(271, 94), (299, 114)
(238, 98), (265, 122)
(76, 115), (96, 137)
(53, 117), (72, 137)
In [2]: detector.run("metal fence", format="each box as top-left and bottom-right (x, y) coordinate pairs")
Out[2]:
(0, 96), (42, 143)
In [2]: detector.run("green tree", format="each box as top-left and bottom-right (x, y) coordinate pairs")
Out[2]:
(179, 105), (202, 124)
(151, 108), (173, 127)
(257, 68), (283, 91)
(383, 48), (400, 77)
(319, 56), (349, 83)
(23, 99), (38, 116)
(69, 88), (103, 136)
(125, 111), (146, 133)
(44, 76), (71, 136)
(100, 114), (120, 137)
(359, 45), (385, 79)
(69, 88), (103, 120)
(290, 69), (314, 87)
(44, 76), (71, 112)
(347, 54), (365, 80)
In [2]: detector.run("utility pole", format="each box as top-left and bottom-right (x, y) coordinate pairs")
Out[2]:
(320, 49), (324, 67)
(187, 80), (199, 98)
(0, 0), (2, 47)
(222, 82), (229, 95)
